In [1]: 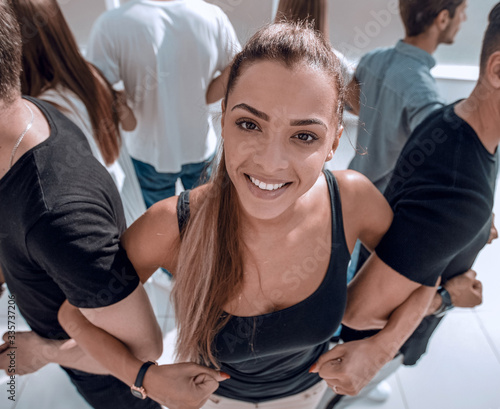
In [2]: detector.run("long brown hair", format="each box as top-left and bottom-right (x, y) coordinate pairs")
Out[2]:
(173, 22), (345, 367)
(0, 0), (22, 104)
(11, 0), (120, 165)
(275, 0), (328, 36)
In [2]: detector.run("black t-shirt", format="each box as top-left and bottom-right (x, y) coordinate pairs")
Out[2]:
(342, 102), (498, 365)
(0, 97), (139, 340)
(376, 102), (497, 286)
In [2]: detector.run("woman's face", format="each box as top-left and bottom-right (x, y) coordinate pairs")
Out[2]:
(222, 60), (341, 221)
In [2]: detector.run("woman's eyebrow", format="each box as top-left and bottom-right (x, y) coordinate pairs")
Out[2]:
(290, 118), (327, 130)
(231, 103), (327, 130)
(231, 103), (269, 121)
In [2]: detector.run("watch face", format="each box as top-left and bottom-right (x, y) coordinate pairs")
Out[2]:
(131, 386), (146, 399)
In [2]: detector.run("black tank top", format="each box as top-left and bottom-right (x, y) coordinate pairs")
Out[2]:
(176, 170), (350, 403)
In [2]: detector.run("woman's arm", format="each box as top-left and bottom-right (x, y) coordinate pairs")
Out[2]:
(312, 278), (438, 396)
(334, 170), (393, 254)
(58, 301), (228, 408)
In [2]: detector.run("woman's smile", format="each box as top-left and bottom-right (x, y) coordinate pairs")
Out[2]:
(244, 173), (292, 200)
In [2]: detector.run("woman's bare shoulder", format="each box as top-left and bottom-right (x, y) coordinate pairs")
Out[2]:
(331, 170), (377, 201)
(130, 182), (215, 238)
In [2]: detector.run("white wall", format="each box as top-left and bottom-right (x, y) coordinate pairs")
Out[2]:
(59, 0), (496, 70)
(58, 0), (490, 104)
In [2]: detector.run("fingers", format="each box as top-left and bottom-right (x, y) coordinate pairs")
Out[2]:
(193, 366), (230, 383)
(473, 279), (482, 291)
(314, 345), (344, 373)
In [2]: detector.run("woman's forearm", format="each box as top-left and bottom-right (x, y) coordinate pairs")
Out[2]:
(58, 300), (142, 385)
(368, 282), (438, 359)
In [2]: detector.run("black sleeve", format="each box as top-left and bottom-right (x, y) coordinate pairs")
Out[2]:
(375, 185), (491, 286)
(26, 201), (139, 308)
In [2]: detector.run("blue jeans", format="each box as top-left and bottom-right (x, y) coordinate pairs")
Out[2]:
(132, 157), (213, 208)
(61, 366), (160, 409)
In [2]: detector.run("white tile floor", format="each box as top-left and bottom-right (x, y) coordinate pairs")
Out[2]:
(1, 123), (500, 409)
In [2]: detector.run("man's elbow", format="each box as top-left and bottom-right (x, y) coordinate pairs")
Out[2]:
(342, 306), (388, 331)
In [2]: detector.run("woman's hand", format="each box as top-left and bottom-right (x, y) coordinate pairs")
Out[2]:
(144, 363), (229, 409)
(311, 338), (393, 396)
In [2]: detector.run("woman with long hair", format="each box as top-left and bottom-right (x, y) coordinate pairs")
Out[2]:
(11, 0), (145, 226)
(57, 22), (436, 409)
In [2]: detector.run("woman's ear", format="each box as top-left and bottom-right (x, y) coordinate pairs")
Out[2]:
(326, 126), (343, 162)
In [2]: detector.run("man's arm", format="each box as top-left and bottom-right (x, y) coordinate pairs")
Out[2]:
(0, 284), (162, 376)
(206, 66), (231, 105)
(0, 331), (109, 375)
(426, 269), (483, 315)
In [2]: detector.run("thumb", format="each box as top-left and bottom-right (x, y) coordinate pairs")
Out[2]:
(192, 373), (222, 395)
(311, 346), (345, 376)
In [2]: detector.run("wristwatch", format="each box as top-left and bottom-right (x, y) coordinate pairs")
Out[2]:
(130, 361), (157, 399)
(433, 286), (454, 318)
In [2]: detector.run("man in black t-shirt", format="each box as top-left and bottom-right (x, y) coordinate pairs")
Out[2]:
(0, 3), (224, 409)
(331, 3), (500, 407)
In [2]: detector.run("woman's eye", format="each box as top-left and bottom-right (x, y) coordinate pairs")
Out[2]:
(237, 120), (259, 131)
(294, 133), (317, 143)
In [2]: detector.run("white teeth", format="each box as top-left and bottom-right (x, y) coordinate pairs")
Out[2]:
(249, 176), (286, 191)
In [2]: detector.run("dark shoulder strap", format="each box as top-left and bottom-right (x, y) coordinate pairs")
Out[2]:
(323, 170), (348, 250)
(176, 190), (191, 239)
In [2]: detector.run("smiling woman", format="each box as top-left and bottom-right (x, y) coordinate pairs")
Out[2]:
(222, 60), (341, 219)
(56, 21), (437, 409)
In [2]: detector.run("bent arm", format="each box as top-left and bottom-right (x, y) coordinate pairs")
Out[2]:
(0, 330), (109, 375)
(114, 90), (137, 131)
(343, 254), (422, 329)
(206, 66), (231, 104)
(78, 283), (163, 363)
(59, 301), (228, 408)
(59, 300), (143, 384)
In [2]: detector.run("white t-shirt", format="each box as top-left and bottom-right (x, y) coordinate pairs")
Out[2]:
(41, 87), (147, 226)
(87, 0), (241, 173)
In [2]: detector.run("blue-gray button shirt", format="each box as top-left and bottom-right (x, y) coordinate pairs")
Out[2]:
(349, 40), (445, 192)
